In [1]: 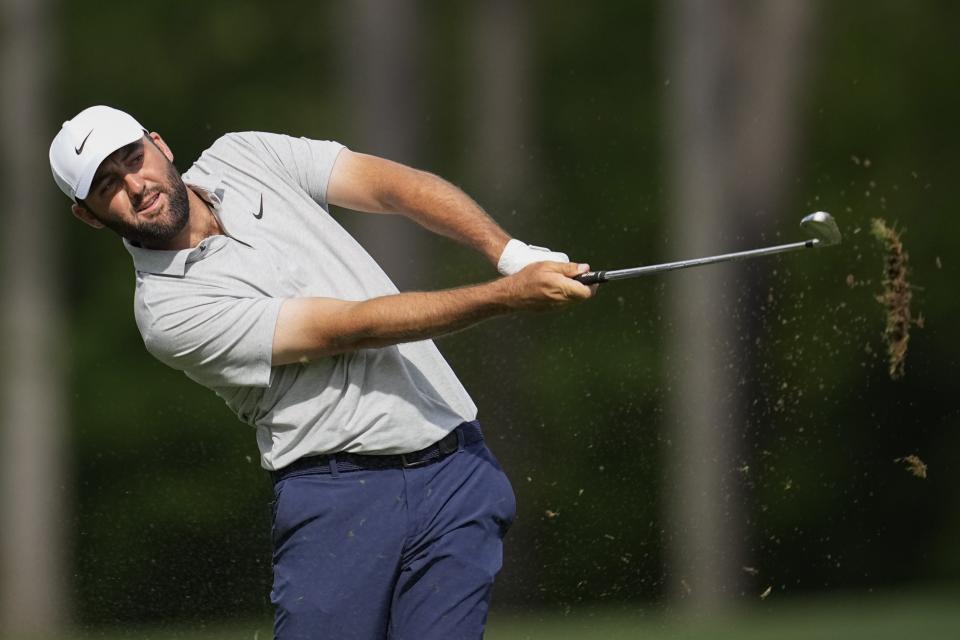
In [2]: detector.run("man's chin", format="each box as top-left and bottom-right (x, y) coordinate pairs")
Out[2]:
(129, 215), (189, 247)
(130, 175), (190, 247)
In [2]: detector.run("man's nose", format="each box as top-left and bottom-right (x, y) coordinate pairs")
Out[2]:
(122, 172), (145, 195)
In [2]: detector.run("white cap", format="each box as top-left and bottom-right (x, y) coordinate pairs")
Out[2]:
(49, 105), (146, 201)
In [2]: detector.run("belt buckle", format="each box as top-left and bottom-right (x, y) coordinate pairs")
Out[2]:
(437, 429), (460, 455)
(400, 452), (429, 468)
(400, 431), (459, 468)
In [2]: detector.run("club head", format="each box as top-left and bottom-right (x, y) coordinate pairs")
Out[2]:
(800, 211), (841, 247)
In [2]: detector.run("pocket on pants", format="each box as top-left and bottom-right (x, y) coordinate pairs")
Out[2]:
(473, 443), (517, 536)
(269, 483), (284, 547)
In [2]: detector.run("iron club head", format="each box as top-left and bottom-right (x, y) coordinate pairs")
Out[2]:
(800, 211), (842, 247)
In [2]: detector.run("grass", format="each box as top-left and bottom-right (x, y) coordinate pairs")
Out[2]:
(487, 587), (960, 639)
(12, 587), (960, 640)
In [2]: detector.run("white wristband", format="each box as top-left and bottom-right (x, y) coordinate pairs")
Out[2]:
(497, 239), (570, 275)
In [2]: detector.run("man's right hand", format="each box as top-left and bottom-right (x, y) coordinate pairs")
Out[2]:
(498, 261), (596, 311)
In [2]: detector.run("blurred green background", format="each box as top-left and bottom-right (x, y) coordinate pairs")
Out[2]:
(2, 0), (958, 638)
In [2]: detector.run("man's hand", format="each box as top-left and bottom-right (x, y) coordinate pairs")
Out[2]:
(498, 261), (596, 311)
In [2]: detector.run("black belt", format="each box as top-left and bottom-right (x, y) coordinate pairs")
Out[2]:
(272, 421), (483, 484)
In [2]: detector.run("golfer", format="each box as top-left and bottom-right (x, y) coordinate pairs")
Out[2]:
(50, 105), (593, 639)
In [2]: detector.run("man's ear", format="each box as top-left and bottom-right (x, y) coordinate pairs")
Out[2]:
(71, 203), (105, 229)
(148, 131), (174, 163)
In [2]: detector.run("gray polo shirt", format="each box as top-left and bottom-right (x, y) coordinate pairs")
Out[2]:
(125, 132), (477, 470)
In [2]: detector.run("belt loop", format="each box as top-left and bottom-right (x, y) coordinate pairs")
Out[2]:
(328, 455), (340, 478)
(456, 423), (465, 452)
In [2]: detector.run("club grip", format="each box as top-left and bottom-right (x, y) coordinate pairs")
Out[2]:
(574, 271), (607, 285)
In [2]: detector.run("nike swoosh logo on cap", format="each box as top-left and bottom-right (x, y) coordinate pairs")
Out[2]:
(253, 194), (263, 219)
(74, 129), (94, 155)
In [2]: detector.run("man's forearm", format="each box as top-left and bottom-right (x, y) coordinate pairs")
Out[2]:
(339, 279), (512, 352)
(275, 279), (515, 365)
(381, 169), (511, 265)
(327, 151), (511, 265)
(273, 261), (593, 366)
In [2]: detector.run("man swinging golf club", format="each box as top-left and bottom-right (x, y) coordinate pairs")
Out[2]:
(50, 105), (594, 639)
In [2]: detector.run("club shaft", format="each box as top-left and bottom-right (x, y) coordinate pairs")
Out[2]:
(582, 239), (818, 283)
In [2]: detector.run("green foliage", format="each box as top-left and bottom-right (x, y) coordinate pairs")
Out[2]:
(27, 588), (960, 639)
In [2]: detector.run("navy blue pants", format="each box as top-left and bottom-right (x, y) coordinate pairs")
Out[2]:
(270, 423), (516, 639)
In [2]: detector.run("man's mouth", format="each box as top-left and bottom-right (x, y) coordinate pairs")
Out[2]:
(137, 191), (162, 215)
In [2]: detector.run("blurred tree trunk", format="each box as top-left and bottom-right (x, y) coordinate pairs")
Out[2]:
(0, 0), (69, 633)
(339, 0), (429, 290)
(663, 0), (815, 611)
(467, 0), (533, 207)
(464, 0), (536, 604)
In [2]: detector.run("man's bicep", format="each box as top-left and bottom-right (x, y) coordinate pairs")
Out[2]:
(327, 149), (419, 214)
(272, 297), (364, 366)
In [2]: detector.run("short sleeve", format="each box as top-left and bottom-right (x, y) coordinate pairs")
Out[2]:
(137, 292), (284, 389)
(216, 132), (345, 207)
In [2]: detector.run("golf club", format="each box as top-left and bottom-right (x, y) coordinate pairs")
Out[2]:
(574, 211), (841, 285)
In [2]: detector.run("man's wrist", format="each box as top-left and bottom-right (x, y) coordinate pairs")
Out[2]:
(484, 275), (520, 312)
(487, 236), (511, 267)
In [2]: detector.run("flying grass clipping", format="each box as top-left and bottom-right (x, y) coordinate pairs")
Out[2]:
(895, 455), (928, 479)
(870, 218), (921, 380)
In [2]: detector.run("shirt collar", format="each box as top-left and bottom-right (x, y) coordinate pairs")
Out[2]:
(124, 240), (192, 277)
(184, 172), (227, 209)
(124, 173), (236, 277)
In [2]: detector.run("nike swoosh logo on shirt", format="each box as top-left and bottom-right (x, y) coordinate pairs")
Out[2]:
(253, 194), (263, 219)
(74, 129), (93, 155)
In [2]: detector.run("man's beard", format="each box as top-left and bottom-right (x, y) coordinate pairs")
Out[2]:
(105, 159), (190, 247)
